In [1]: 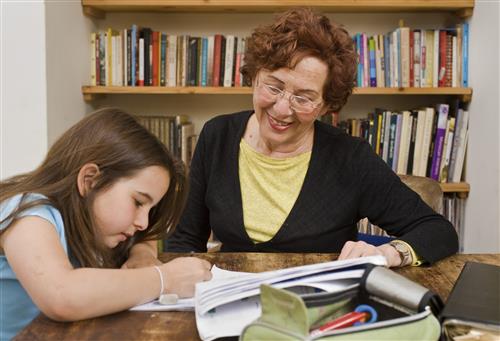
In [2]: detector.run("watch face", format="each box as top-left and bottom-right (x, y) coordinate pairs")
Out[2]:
(391, 242), (411, 266)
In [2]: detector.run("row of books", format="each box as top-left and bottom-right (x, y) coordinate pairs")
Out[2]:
(354, 23), (469, 88)
(358, 194), (466, 251)
(90, 27), (248, 88)
(90, 23), (469, 90)
(136, 115), (198, 166)
(327, 103), (469, 183)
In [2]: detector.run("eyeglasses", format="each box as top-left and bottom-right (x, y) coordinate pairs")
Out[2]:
(258, 82), (323, 114)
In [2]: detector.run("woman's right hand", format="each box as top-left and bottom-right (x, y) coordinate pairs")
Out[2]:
(161, 257), (212, 298)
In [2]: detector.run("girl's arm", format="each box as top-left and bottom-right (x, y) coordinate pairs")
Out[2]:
(1, 216), (211, 321)
(122, 240), (161, 268)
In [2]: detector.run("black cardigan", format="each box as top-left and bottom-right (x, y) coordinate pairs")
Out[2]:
(166, 110), (458, 263)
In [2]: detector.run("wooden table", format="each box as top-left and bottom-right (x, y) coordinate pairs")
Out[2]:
(14, 253), (499, 341)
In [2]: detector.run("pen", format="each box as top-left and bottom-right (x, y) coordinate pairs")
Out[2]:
(310, 304), (377, 337)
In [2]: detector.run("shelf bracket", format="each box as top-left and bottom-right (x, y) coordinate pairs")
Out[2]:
(82, 6), (105, 19)
(456, 8), (473, 19)
(83, 93), (104, 102)
(461, 93), (472, 103)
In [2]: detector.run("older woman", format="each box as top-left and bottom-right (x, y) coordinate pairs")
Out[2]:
(166, 8), (458, 267)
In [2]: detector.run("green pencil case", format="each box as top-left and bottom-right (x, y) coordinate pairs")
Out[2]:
(240, 266), (442, 341)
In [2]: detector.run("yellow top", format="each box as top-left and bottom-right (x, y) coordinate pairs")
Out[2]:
(239, 139), (311, 243)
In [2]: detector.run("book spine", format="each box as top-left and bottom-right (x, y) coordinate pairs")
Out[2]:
(462, 23), (469, 87)
(377, 35), (385, 88)
(369, 37), (376, 87)
(131, 25), (137, 86)
(212, 34), (222, 87)
(413, 30), (421, 88)
(138, 36), (144, 86)
(90, 33), (96, 86)
(400, 27), (410, 88)
(95, 33), (101, 85)
(126, 29), (131, 86)
(445, 33), (453, 87)
(438, 30), (447, 87)
(406, 111), (418, 174)
(207, 36), (214, 86)
(152, 31), (159, 86)
(219, 36), (226, 86)
(160, 33), (167, 86)
(430, 104), (449, 180)
(392, 113), (402, 172)
(167, 35), (177, 86)
(426, 110), (439, 177)
(397, 111), (412, 174)
(432, 29), (439, 87)
(440, 117), (455, 182)
(412, 110), (425, 175)
(363, 33), (369, 87)
(409, 30), (414, 87)
(419, 107), (434, 176)
(387, 113), (397, 168)
(223, 35), (235, 87)
(123, 29), (128, 86)
(201, 37), (208, 87)
(384, 34), (391, 88)
(356, 34), (363, 87)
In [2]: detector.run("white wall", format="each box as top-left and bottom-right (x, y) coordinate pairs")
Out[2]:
(45, 2), (94, 145)
(465, 1), (500, 252)
(1, 2), (48, 180)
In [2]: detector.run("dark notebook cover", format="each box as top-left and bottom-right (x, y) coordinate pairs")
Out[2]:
(440, 262), (500, 326)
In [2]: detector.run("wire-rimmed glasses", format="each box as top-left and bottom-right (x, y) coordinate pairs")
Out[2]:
(258, 82), (323, 114)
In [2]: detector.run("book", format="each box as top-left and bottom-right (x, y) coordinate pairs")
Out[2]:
(430, 104), (449, 180)
(439, 117), (455, 183)
(399, 26), (410, 88)
(450, 109), (469, 183)
(90, 33), (97, 86)
(212, 34), (222, 86)
(167, 34), (177, 86)
(440, 262), (500, 340)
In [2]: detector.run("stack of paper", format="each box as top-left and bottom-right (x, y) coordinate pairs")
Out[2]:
(195, 255), (387, 340)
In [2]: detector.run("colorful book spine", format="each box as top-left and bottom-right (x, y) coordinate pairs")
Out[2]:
(462, 23), (469, 87)
(430, 104), (449, 180)
(201, 37), (208, 87)
(369, 37), (376, 87)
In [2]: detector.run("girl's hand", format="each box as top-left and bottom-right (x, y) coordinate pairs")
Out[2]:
(161, 257), (212, 298)
(122, 241), (161, 269)
(338, 240), (402, 267)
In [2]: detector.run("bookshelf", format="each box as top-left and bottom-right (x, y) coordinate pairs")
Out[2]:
(81, 1), (474, 18)
(82, 86), (473, 102)
(81, 1), (473, 197)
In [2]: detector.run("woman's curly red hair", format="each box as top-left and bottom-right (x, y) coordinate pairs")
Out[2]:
(241, 8), (357, 112)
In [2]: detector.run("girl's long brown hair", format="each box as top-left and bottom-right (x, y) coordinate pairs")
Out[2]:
(0, 108), (187, 268)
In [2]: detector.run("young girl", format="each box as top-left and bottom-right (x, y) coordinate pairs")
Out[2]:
(0, 108), (212, 340)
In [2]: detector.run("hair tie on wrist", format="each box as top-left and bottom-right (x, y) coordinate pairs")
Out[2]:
(153, 265), (164, 298)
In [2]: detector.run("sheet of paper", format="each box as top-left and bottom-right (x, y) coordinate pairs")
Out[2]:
(130, 265), (251, 311)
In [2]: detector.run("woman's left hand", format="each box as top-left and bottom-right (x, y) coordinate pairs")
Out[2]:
(121, 241), (161, 269)
(338, 241), (402, 267)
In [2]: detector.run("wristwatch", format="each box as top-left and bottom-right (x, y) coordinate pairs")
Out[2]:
(389, 240), (412, 267)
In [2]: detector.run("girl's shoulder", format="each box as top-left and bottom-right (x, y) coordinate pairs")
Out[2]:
(1, 193), (64, 234)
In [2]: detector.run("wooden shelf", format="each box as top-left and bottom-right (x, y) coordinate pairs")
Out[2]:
(82, 1), (474, 18)
(82, 86), (473, 102)
(440, 182), (470, 194)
